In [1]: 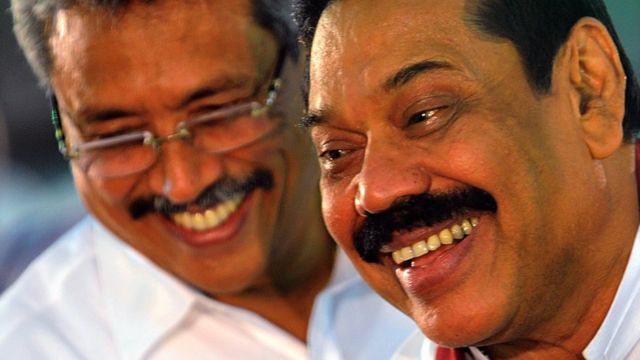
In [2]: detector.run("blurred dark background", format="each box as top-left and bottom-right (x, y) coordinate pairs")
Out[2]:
(0, 1), (639, 291)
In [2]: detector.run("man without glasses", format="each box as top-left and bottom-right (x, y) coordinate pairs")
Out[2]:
(0, 0), (414, 358)
(296, 0), (640, 358)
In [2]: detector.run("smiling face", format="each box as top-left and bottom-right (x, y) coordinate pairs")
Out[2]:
(50, 0), (322, 296)
(307, 0), (635, 351)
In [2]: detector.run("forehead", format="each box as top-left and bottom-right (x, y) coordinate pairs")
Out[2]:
(50, 0), (274, 100)
(308, 0), (515, 112)
(52, 0), (261, 62)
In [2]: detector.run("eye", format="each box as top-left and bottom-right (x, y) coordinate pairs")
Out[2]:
(317, 147), (360, 179)
(193, 105), (224, 119)
(88, 126), (143, 141)
(80, 115), (146, 141)
(100, 129), (134, 139)
(311, 127), (365, 179)
(320, 148), (349, 161)
(407, 107), (445, 126)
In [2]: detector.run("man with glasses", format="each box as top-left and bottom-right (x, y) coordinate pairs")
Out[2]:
(296, 0), (640, 358)
(0, 0), (414, 358)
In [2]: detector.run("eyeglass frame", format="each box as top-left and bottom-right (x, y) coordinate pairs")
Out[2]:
(47, 47), (287, 162)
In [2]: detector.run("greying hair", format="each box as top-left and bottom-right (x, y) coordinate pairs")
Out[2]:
(11, 0), (297, 87)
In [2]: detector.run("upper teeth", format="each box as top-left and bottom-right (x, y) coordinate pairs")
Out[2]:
(171, 194), (244, 231)
(391, 217), (479, 265)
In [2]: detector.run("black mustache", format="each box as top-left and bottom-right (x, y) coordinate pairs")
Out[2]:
(353, 187), (497, 263)
(128, 169), (274, 219)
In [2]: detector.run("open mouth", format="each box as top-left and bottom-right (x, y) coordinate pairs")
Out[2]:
(390, 217), (479, 266)
(169, 193), (246, 232)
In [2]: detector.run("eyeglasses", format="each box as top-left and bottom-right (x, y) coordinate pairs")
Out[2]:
(49, 50), (286, 179)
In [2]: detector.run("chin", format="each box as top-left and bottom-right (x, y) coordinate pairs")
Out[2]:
(410, 298), (511, 348)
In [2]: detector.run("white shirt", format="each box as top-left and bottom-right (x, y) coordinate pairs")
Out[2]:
(583, 224), (640, 359)
(392, 226), (640, 360)
(308, 252), (418, 360)
(0, 216), (414, 360)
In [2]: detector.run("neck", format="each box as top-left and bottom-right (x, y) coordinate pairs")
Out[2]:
(217, 255), (334, 342)
(217, 237), (335, 341)
(217, 190), (336, 341)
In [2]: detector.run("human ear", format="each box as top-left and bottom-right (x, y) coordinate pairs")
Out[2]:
(565, 17), (626, 159)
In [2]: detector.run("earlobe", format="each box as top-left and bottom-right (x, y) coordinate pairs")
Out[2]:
(566, 17), (626, 159)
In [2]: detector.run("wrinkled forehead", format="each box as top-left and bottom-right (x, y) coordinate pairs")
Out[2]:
(308, 0), (488, 109)
(49, 0), (277, 87)
(51, 0), (256, 50)
(52, 0), (252, 26)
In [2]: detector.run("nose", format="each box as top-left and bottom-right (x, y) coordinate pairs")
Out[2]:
(147, 140), (224, 204)
(354, 137), (431, 216)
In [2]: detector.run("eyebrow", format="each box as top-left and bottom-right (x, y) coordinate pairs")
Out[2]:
(300, 112), (325, 128)
(383, 59), (454, 92)
(76, 108), (136, 126)
(77, 78), (251, 125)
(175, 77), (250, 110)
(301, 59), (455, 129)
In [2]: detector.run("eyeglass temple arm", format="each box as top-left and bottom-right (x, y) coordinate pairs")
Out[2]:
(264, 46), (288, 106)
(48, 91), (71, 159)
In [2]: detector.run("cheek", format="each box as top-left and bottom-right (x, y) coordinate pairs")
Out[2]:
(320, 178), (356, 248)
(441, 142), (484, 179)
(431, 135), (504, 197)
(72, 164), (142, 207)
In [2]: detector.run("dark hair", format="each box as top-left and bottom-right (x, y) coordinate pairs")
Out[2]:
(11, 0), (297, 87)
(294, 0), (640, 141)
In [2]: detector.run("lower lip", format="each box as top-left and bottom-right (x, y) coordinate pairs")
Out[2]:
(160, 191), (256, 248)
(395, 229), (477, 300)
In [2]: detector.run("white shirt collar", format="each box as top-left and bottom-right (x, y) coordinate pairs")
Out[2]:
(92, 221), (197, 360)
(392, 330), (428, 360)
(583, 224), (640, 359)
